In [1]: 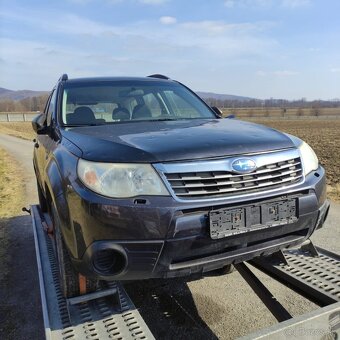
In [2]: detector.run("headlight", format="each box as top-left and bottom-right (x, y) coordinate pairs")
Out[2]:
(298, 141), (318, 176)
(77, 159), (169, 198)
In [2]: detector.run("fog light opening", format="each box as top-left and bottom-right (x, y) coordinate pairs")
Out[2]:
(93, 249), (126, 275)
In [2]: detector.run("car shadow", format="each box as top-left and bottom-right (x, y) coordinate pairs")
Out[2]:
(124, 275), (221, 340)
(0, 212), (227, 339)
(0, 214), (44, 340)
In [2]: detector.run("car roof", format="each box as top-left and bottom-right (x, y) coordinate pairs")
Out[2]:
(63, 76), (174, 84)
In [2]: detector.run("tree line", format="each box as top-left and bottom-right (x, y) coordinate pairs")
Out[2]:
(204, 97), (340, 109)
(0, 94), (340, 113)
(0, 94), (49, 112)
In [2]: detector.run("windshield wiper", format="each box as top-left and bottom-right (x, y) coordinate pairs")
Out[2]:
(64, 123), (104, 127)
(151, 118), (176, 121)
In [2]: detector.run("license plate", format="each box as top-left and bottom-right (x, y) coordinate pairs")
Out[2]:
(209, 199), (297, 239)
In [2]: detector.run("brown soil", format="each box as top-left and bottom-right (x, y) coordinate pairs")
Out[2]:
(252, 119), (340, 202)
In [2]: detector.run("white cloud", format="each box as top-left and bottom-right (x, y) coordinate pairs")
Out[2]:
(0, 8), (279, 90)
(138, 0), (168, 4)
(224, 0), (310, 8)
(0, 9), (276, 55)
(224, 0), (235, 8)
(159, 16), (177, 25)
(281, 0), (310, 8)
(68, 0), (123, 3)
(330, 68), (340, 73)
(67, 0), (165, 4)
(256, 70), (267, 76)
(0, 9), (122, 36)
(106, 0), (124, 3)
(273, 70), (298, 76)
(256, 70), (298, 77)
(308, 47), (320, 52)
(224, 0), (272, 8)
(180, 20), (273, 35)
(67, 0), (92, 3)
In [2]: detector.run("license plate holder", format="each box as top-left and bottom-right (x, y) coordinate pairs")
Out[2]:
(209, 199), (297, 240)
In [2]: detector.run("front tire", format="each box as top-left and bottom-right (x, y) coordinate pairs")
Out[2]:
(51, 205), (98, 298)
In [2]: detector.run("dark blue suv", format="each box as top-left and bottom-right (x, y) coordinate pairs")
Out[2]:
(32, 74), (330, 297)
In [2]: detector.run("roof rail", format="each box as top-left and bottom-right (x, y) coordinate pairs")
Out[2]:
(147, 74), (170, 80)
(59, 74), (68, 81)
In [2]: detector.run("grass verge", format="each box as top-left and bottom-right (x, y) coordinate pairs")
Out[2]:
(0, 148), (26, 311)
(0, 148), (26, 217)
(0, 122), (35, 141)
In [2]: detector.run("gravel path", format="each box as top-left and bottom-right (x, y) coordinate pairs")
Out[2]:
(0, 133), (338, 339)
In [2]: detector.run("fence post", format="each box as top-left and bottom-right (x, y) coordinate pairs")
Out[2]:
(7, 114), (10, 122)
(23, 113), (26, 122)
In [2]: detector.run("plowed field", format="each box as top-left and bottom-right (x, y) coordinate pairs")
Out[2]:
(252, 119), (340, 202)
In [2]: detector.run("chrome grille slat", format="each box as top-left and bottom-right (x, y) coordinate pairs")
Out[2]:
(170, 168), (302, 189)
(174, 174), (303, 196)
(167, 161), (301, 181)
(162, 156), (303, 199)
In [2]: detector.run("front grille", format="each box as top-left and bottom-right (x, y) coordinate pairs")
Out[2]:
(164, 157), (303, 199)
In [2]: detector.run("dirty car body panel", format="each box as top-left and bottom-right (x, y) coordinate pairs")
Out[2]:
(33, 75), (329, 283)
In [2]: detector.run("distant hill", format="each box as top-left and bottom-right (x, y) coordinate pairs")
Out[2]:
(196, 91), (256, 102)
(0, 87), (48, 101)
(0, 86), (255, 103)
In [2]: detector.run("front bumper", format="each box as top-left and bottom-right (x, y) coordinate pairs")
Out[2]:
(66, 166), (329, 280)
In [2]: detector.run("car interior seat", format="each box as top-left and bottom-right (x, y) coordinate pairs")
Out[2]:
(132, 104), (152, 120)
(67, 106), (97, 125)
(112, 106), (130, 121)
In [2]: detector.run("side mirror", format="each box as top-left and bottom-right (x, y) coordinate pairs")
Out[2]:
(211, 106), (223, 118)
(32, 113), (48, 134)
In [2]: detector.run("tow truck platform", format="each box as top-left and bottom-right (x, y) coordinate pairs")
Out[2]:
(30, 204), (340, 339)
(31, 205), (155, 340)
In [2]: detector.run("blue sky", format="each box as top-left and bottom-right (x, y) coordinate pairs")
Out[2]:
(0, 0), (339, 100)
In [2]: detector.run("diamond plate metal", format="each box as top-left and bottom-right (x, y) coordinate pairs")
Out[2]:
(31, 205), (155, 340)
(251, 244), (340, 305)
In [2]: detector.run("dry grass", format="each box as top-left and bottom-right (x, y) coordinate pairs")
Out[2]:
(0, 122), (35, 141)
(0, 148), (26, 217)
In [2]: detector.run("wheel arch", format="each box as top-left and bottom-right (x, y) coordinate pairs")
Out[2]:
(45, 159), (80, 259)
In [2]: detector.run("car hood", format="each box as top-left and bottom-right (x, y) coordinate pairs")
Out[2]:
(61, 119), (295, 163)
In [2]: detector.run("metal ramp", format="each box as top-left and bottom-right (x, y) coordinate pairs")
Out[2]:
(251, 242), (340, 306)
(30, 202), (340, 339)
(31, 205), (155, 340)
(240, 301), (340, 340)
(238, 242), (340, 339)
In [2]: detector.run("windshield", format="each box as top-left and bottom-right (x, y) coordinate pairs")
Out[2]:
(61, 80), (215, 126)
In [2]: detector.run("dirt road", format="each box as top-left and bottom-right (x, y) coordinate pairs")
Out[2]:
(0, 133), (338, 339)
(0, 134), (42, 339)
